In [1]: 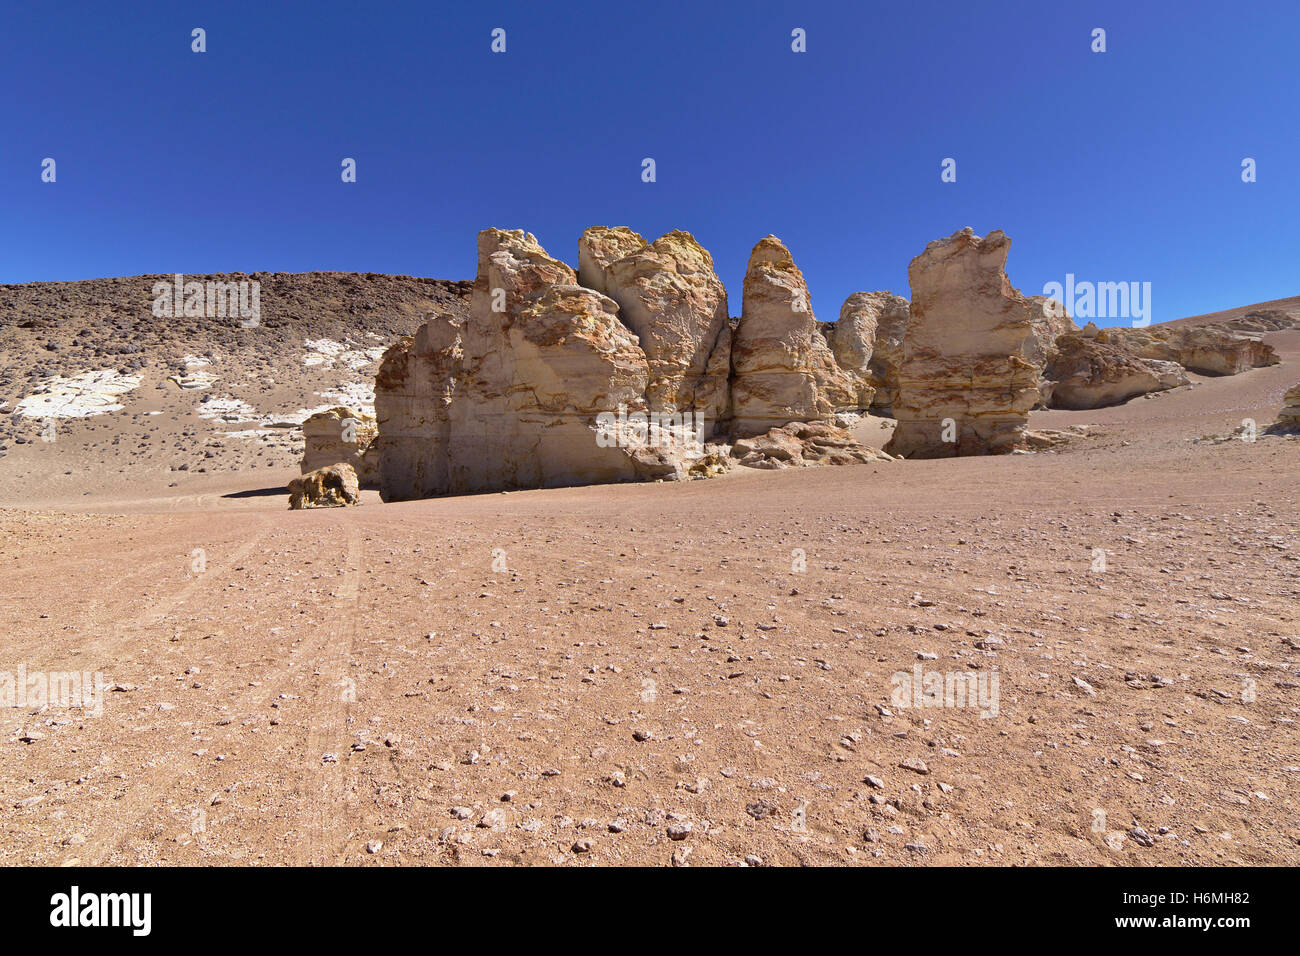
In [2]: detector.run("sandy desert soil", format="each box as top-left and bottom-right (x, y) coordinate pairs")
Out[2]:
(0, 301), (1296, 867)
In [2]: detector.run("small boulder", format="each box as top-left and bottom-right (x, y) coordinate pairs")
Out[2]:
(288, 463), (361, 509)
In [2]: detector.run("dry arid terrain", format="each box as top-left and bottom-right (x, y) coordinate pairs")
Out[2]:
(1, 282), (1297, 867)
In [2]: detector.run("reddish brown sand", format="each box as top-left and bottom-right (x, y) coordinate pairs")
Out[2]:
(0, 316), (1296, 866)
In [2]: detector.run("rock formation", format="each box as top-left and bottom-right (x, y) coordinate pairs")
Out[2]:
(1266, 383), (1300, 434)
(376, 230), (719, 501)
(884, 228), (1041, 458)
(730, 236), (861, 435)
(1024, 296), (1079, 407)
(581, 228), (732, 425)
(1024, 296), (1079, 367)
(1045, 335), (1189, 409)
(369, 223), (1289, 496)
(824, 291), (909, 413)
(301, 406), (378, 487)
(1096, 324), (1278, 376)
(288, 463), (360, 509)
(1223, 310), (1299, 333)
(576, 226), (646, 298)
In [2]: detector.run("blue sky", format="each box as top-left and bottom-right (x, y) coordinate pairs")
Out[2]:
(1, 0), (1295, 326)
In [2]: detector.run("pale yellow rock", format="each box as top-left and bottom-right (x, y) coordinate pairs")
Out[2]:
(1267, 382), (1300, 434)
(731, 236), (861, 436)
(885, 228), (1041, 458)
(827, 291), (908, 412)
(1099, 324), (1278, 376)
(301, 406), (378, 487)
(288, 463), (360, 509)
(376, 229), (706, 501)
(1224, 310), (1299, 333)
(374, 313), (464, 501)
(1045, 334), (1189, 409)
(731, 421), (891, 470)
(577, 226), (647, 298)
(596, 230), (731, 424)
(1024, 295), (1079, 407)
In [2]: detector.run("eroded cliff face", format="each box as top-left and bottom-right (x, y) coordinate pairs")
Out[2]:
(376, 229), (719, 501)
(885, 228), (1041, 458)
(374, 312), (464, 501)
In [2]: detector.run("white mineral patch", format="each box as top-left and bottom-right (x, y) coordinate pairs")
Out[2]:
(16, 369), (143, 418)
(197, 397), (260, 422)
(318, 381), (375, 411)
(303, 338), (386, 372)
(282, 382), (377, 426)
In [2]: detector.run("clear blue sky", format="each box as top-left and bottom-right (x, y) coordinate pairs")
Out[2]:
(2, 0), (1296, 326)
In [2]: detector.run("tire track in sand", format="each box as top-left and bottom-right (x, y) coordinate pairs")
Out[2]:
(290, 518), (363, 866)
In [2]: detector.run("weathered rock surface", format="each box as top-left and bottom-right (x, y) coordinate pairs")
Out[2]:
(1266, 382), (1300, 434)
(730, 237), (861, 436)
(1098, 324), (1278, 376)
(594, 230), (732, 424)
(577, 226), (647, 298)
(1165, 325), (1278, 375)
(301, 406), (378, 487)
(731, 421), (892, 470)
(824, 291), (908, 412)
(288, 462), (360, 509)
(1025, 296), (1079, 407)
(885, 228), (1040, 458)
(1025, 296), (1079, 367)
(376, 229), (715, 501)
(1045, 335), (1189, 409)
(1220, 309), (1299, 333)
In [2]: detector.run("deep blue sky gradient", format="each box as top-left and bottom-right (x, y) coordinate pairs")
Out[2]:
(1, 0), (1296, 326)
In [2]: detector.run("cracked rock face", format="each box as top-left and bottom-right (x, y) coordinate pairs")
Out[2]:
(577, 226), (647, 299)
(884, 228), (1041, 458)
(1024, 296), (1079, 408)
(730, 236), (862, 437)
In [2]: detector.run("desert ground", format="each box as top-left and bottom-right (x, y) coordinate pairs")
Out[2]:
(0, 291), (1296, 867)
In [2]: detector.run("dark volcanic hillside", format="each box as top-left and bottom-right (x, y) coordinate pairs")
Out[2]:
(0, 272), (470, 499)
(0, 271), (470, 387)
